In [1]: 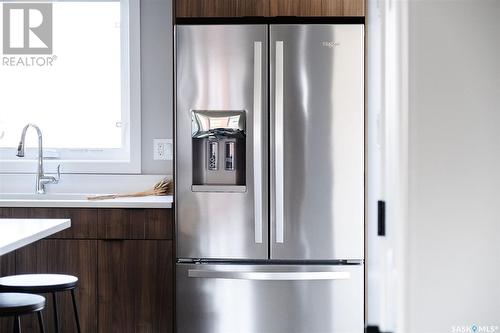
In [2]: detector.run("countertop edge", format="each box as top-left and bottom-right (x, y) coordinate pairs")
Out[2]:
(0, 201), (173, 209)
(0, 196), (174, 209)
(0, 219), (71, 256)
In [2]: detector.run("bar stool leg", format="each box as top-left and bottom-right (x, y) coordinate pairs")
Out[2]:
(52, 292), (59, 333)
(13, 315), (21, 333)
(37, 311), (45, 333)
(70, 289), (81, 333)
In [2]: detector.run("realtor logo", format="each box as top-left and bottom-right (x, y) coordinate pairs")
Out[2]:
(2, 3), (53, 54)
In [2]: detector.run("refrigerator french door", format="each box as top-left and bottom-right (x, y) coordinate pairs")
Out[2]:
(176, 25), (268, 260)
(176, 24), (364, 333)
(270, 25), (364, 260)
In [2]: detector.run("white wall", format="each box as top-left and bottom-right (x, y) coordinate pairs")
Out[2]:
(140, 0), (173, 174)
(407, 0), (500, 331)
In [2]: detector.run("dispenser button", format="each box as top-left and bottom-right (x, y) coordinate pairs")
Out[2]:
(207, 141), (218, 171)
(225, 142), (235, 171)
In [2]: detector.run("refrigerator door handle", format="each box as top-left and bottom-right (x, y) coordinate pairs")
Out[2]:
(188, 269), (351, 281)
(275, 41), (285, 243)
(253, 41), (263, 244)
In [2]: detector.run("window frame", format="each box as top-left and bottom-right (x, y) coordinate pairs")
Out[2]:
(0, 0), (142, 174)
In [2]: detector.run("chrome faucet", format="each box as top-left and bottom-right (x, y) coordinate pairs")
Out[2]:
(16, 124), (61, 194)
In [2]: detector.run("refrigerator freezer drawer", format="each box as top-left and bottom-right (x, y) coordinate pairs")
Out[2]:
(176, 263), (364, 333)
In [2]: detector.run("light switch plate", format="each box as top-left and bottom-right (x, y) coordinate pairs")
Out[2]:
(153, 139), (173, 160)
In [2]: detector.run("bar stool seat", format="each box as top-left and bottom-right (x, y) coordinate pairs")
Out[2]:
(0, 293), (45, 316)
(0, 274), (78, 293)
(0, 275), (80, 333)
(0, 293), (46, 332)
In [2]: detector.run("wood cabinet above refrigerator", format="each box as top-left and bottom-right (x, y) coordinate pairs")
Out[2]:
(175, 0), (365, 18)
(270, 0), (364, 16)
(175, 0), (269, 17)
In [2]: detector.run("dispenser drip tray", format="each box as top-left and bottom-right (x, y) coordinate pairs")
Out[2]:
(191, 185), (247, 193)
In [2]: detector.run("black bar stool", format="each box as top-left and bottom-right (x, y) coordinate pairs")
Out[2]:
(0, 274), (80, 333)
(0, 292), (46, 333)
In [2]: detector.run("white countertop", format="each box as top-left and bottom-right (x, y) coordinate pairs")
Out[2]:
(0, 219), (71, 256)
(0, 194), (173, 209)
(0, 174), (173, 208)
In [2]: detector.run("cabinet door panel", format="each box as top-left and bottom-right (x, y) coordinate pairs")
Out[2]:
(0, 208), (30, 218)
(270, 0), (322, 16)
(270, 0), (365, 16)
(34, 208), (98, 239)
(233, 0), (270, 16)
(176, 0), (269, 17)
(98, 209), (173, 240)
(15, 240), (98, 333)
(322, 0), (365, 16)
(98, 240), (173, 333)
(0, 207), (97, 239)
(0, 252), (16, 332)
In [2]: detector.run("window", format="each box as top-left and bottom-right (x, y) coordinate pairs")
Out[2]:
(0, 0), (141, 173)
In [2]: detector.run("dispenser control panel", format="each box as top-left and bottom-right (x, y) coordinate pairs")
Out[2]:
(191, 110), (246, 189)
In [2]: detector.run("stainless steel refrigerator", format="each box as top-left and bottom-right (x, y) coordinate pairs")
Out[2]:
(175, 24), (364, 333)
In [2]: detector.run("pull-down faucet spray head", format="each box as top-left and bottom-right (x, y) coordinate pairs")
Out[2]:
(16, 141), (25, 157)
(16, 124), (36, 158)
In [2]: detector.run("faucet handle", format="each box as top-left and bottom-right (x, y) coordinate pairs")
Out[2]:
(55, 164), (61, 183)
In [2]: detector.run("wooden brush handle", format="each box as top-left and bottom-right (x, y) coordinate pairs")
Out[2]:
(87, 190), (155, 201)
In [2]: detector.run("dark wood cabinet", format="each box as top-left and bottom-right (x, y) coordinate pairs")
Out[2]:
(270, 0), (323, 16)
(0, 252), (16, 332)
(176, 0), (269, 18)
(270, 0), (364, 17)
(16, 240), (98, 332)
(322, 0), (365, 17)
(0, 207), (173, 333)
(33, 208), (98, 239)
(0, 207), (97, 239)
(0, 251), (15, 277)
(175, 0), (365, 18)
(98, 240), (174, 333)
(0, 207), (30, 219)
(98, 208), (173, 240)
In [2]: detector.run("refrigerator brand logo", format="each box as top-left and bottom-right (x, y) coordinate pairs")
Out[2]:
(1, 3), (57, 67)
(451, 324), (499, 333)
(322, 41), (340, 48)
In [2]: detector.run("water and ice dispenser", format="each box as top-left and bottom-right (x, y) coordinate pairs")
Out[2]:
(191, 111), (246, 190)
